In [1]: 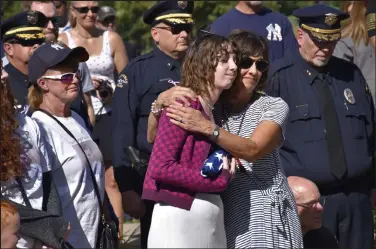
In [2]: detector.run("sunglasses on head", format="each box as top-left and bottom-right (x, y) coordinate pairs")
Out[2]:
(238, 58), (268, 72)
(156, 24), (193, 35)
(41, 70), (81, 84)
(72, 6), (100, 14)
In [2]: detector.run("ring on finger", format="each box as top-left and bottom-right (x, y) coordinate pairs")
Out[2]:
(179, 116), (183, 123)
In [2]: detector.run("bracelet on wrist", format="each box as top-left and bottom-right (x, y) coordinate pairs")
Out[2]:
(151, 100), (163, 116)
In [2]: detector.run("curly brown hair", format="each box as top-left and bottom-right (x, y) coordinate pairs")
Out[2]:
(0, 76), (24, 182)
(228, 29), (269, 92)
(180, 34), (237, 98)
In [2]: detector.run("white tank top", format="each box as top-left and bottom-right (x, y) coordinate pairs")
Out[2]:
(65, 30), (116, 115)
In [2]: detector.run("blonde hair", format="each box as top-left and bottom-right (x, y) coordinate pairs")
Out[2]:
(27, 85), (43, 110)
(1, 200), (18, 230)
(341, 1), (368, 46)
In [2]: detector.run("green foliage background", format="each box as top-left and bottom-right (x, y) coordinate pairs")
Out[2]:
(2, 1), (341, 53)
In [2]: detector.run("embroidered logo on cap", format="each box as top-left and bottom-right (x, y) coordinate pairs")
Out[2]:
(51, 43), (64, 50)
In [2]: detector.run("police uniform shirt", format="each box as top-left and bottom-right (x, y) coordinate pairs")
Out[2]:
(4, 62), (31, 115)
(112, 46), (181, 192)
(266, 50), (375, 187)
(210, 6), (298, 62)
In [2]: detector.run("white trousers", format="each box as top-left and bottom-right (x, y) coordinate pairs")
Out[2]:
(147, 193), (227, 248)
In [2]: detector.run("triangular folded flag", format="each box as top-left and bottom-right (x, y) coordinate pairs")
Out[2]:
(201, 149), (231, 178)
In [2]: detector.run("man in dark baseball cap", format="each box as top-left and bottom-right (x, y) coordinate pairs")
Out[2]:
(97, 6), (116, 31)
(28, 41), (88, 85)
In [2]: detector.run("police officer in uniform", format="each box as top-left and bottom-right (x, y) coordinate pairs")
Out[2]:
(266, 4), (375, 249)
(1, 11), (47, 115)
(112, 1), (194, 247)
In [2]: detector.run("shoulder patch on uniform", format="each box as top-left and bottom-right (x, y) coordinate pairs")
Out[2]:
(116, 74), (128, 88)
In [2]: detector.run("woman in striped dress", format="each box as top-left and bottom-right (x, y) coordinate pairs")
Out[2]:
(154, 30), (303, 248)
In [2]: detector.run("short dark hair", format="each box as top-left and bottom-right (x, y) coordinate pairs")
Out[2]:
(228, 29), (269, 91)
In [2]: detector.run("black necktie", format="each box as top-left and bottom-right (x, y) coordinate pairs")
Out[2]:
(313, 74), (347, 179)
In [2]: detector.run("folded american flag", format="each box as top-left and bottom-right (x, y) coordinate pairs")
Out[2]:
(201, 149), (232, 178)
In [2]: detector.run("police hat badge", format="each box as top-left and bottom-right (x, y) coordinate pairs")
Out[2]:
(178, 1), (188, 9)
(344, 88), (356, 104)
(27, 11), (38, 25)
(325, 13), (338, 26)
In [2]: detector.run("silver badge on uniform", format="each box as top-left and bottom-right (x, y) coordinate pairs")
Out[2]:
(344, 88), (355, 104)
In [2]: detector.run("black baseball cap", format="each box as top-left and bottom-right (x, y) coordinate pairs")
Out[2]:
(29, 42), (89, 85)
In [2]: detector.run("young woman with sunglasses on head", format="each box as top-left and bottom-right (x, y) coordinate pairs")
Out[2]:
(143, 34), (238, 248)
(147, 30), (303, 248)
(28, 42), (105, 248)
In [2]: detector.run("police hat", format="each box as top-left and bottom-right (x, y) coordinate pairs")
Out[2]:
(293, 4), (349, 43)
(28, 42), (89, 85)
(1, 11), (47, 42)
(143, 0), (194, 26)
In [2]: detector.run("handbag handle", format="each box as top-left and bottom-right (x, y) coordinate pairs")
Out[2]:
(35, 109), (104, 216)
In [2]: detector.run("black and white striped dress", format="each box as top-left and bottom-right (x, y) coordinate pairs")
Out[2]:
(214, 94), (303, 248)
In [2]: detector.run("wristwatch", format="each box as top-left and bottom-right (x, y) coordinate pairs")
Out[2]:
(209, 125), (220, 142)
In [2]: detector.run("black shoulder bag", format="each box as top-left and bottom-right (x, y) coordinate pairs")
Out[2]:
(36, 109), (118, 249)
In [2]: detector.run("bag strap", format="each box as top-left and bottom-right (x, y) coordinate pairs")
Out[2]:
(15, 177), (32, 208)
(36, 109), (104, 216)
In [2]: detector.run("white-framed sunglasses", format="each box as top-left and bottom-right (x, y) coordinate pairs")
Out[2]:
(41, 70), (81, 84)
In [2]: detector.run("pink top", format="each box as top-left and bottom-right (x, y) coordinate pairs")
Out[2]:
(142, 99), (232, 210)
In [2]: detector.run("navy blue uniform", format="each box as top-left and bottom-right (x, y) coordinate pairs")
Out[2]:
(266, 50), (375, 249)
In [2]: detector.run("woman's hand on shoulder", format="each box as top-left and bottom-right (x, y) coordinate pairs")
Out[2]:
(157, 86), (197, 107)
(165, 103), (215, 135)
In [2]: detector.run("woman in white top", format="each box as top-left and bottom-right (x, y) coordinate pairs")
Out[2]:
(59, 2), (127, 232)
(27, 42), (105, 248)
